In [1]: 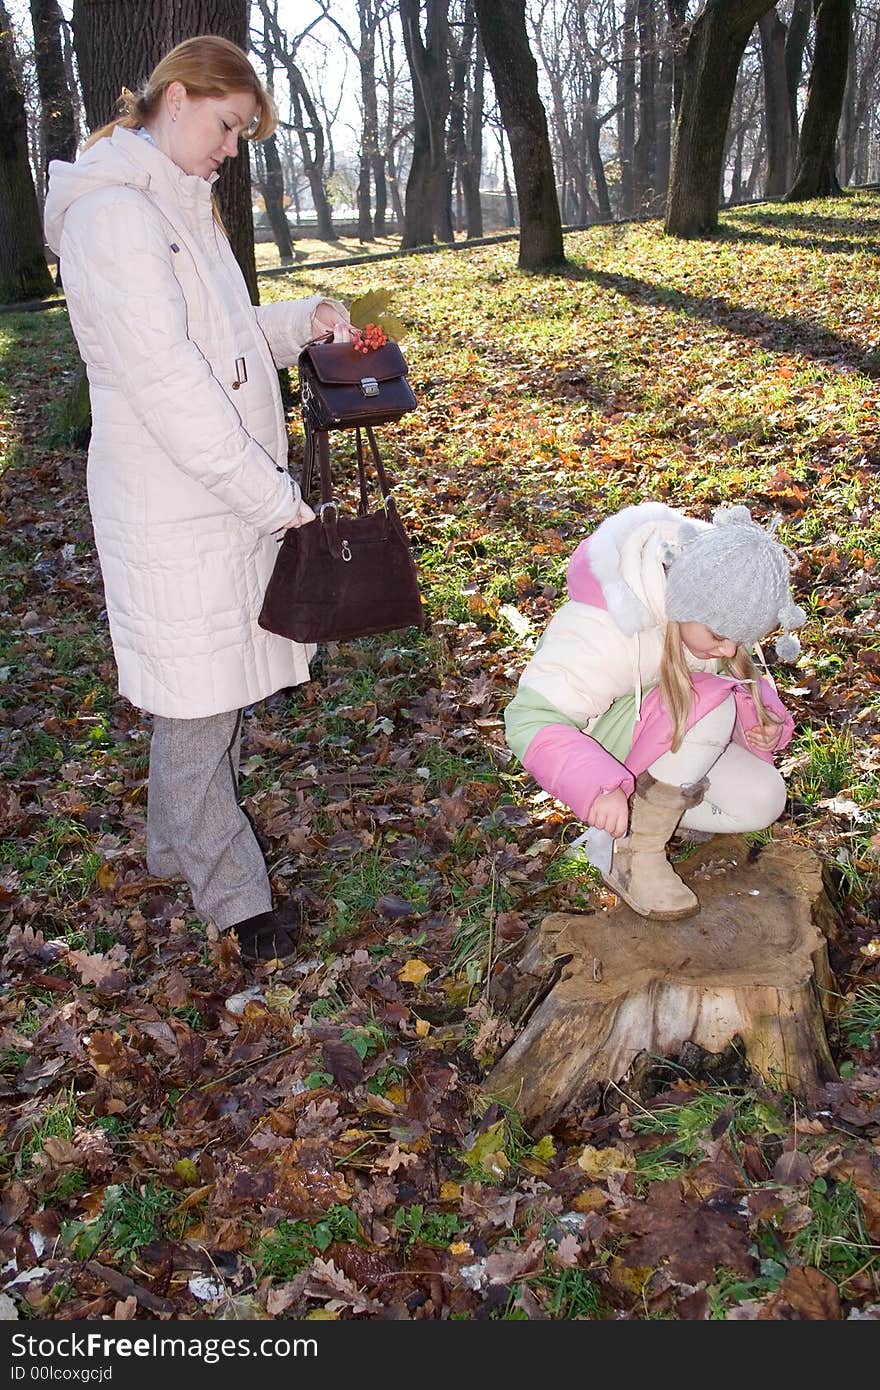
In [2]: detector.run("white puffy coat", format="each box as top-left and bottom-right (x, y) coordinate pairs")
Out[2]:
(43, 126), (340, 719)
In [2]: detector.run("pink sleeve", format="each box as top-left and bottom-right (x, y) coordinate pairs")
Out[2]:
(522, 724), (635, 823)
(732, 678), (795, 762)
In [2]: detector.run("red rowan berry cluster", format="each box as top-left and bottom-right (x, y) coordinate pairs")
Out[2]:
(351, 323), (389, 353)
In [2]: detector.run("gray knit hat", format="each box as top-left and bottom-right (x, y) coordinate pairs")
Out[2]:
(663, 505), (806, 660)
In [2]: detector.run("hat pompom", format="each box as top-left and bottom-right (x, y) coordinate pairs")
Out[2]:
(775, 632), (802, 662)
(712, 504), (753, 528)
(780, 603), (806, 630)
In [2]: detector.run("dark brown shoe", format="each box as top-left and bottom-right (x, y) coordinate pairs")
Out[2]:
(232, 900), (302, 963)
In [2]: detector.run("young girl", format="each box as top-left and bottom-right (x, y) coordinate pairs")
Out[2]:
(504, 502), (805, 920)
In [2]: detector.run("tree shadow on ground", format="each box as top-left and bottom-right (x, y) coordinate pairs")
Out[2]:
(725, 204), (880, 241)
(714, 224), (880, 259)
(558, 262), (880, 378)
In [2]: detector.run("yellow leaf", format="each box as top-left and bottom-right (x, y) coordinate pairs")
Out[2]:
(174, 1158), (200, 1187)
(576, 1145), (634, 1178)
(572, 1186), (610, 1212)
(96, 861), (117, 891)
(414, 1017), (431, 1037)
(462, 1120), (509, 1177)
(306, 1309), (340, 1320)
(398, 958), (431, 986)
(449, 1241), (474, 1257)
(384, 1084), (407, 1105)
(607, 1256), (653, 1295)
(530, 1135), (556, 1161)
(440, 1181), (463, 1201)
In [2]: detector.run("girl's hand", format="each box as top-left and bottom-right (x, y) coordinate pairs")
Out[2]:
(588, 787), (630, 838)
(744, 722), (783, 753)
(312, 300), (352, 343)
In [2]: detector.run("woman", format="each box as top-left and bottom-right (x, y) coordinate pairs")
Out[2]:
(43, 36), (351, 962)
(504, 503), (805, 920)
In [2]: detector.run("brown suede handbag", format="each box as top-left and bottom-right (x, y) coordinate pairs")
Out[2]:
(258, 421), (426, 645)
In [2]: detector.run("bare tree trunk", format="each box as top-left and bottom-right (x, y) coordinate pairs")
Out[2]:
(71, 0), (258, 300)
(667, 0), (688, 117)
(665, 0), (775, 238)
(787, 0), (851, 199)
(288, 66), (335, 241)
(258, 133), (293, 262)
(355, 0), (380, 240)
(759, 7), (795, 196)
(0, 0), (54, 302)
(400, 0), (452, 247)
(618, 0), (637, 216)
(30, 0), (77, 179)
(654, 22), (676, 207)
(474, 0), (564, 269)
(463, 18), (484, 237)
(837, 4), (857, 185)
(633, 0), (657, 213)
(785, 0), (812, 141)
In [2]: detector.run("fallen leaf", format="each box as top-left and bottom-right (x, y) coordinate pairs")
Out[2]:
(398, 959), (431, 986)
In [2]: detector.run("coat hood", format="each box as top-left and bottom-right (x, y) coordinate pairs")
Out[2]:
(44, 126), (216, 254)
(566, 501), (712, 634)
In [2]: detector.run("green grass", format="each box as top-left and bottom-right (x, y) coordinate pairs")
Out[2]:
(838, 982), (880, 1052)
(61, 1183), (178, 1268)
(256, 1204), (363, 1278)
(790, 1178), (880, 1293)
(1, 814), (101, 900)
(317, 847), (432, 945)
(787, 725), (857, 802)
(628, 1088), (787, 1183)
(16, 1086), (80, 1173)
(391, 1203), (462, 1251)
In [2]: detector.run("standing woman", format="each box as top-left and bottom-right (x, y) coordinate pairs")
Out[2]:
(43, 36), (351, 962)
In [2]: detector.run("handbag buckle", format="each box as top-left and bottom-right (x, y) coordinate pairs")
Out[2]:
(317, 501), (338, 519)
(360, 377), (379, 397)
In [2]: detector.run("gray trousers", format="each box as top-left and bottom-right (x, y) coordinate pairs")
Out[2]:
(146, 709), (272, 930)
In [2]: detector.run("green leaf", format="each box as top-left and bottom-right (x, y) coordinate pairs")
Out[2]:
(349, 290), (392, 329)
(348, 289), (406, 341)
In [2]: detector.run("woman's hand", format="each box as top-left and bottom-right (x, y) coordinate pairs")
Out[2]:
(744, 721), (783, 753)
(588, 787), (630, 838)
(312, 300), (352, 343)
(286, 500), (316, 529)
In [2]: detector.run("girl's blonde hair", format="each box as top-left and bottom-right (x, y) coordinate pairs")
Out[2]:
(660, 621), (780, 752)
(84, 35), (277, 149)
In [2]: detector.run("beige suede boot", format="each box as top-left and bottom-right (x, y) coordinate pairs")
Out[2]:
(602, 771), (708, 921)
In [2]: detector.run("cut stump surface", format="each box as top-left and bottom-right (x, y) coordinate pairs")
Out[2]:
(487, 837), (839, 1133)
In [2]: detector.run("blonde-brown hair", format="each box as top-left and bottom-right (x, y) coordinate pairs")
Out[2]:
(660, 621), (780, 752)
(84, 35), (277, 149)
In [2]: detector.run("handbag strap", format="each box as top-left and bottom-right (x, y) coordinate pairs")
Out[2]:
(300, 423), (396, 516)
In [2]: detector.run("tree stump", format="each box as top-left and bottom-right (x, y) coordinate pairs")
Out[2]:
(487, 837), (840, 1134)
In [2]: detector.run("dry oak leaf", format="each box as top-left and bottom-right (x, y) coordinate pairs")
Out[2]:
(274, 1140), (352, 1218)
(304, 1258), (382, 1315)
(767, 1266), (842, 1320)
(373, 1142), (420, 1175)
(321, 1039), (365, 1090)
(616, 1178), (753, 1287)
(484, 1238), (546, 1286)
(87, 1030), (131, 1078)
(67, 950), (128, 995)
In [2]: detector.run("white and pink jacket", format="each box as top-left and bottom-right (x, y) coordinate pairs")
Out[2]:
(504, 503), (794, 822)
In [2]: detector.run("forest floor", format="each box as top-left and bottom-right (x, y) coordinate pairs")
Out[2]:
(1, 192), (880, 1322)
